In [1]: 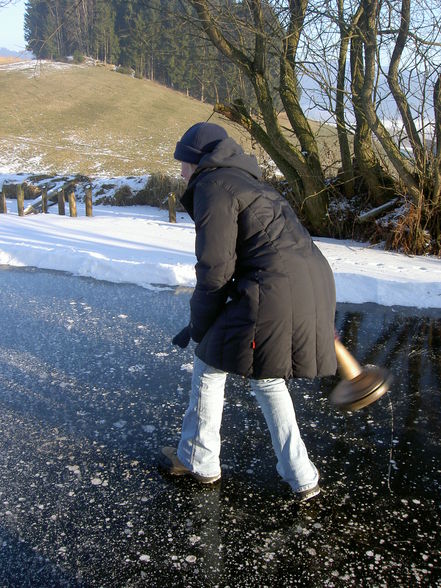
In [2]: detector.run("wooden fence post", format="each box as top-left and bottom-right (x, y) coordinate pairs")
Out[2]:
(0, 184), (6, 214)
(58, 189), (65, 215)
(168, 192), (176, 223)
(17, 184), (25, 216)
(42, 187), (48, 213)
(68, 187), (77, 217)
(85, 185), (93, 217)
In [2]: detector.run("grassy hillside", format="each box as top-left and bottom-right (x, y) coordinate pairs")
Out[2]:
(0, 59), (341, 178)
(0, 60), (251, 176)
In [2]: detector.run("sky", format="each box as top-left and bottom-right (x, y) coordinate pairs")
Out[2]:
(0, 0), (26, 51)
(1, 182), (441, 310)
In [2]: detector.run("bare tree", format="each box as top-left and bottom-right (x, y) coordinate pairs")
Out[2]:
(187, 0), (330, 234)
(183, 0), (440, 250)
(353, 0), (441, 250)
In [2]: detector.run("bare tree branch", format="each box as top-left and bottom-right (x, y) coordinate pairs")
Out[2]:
(379, 29), (441, 48)
(0, 0), (18, 8)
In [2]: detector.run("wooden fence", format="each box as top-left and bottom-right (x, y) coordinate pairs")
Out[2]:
(0, 183), (94, 217)
(0, 183), (178, 223)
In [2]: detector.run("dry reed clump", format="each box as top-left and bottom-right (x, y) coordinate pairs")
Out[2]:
(95, 173), (186, 210)
(2, 182), (41, 200)
(135, 173), (186, 209)
(388, 201), (441, 256)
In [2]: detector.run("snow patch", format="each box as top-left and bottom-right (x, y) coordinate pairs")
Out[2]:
(0, 198), (440, 308)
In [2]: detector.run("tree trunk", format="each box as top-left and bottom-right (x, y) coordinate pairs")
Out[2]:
(350, 33), (395, 205)
(359, 0), (421, 204)
(335, 40), (354, 198)
(350, 35), (385, 203)
(253, 70), (328, 232)
(433, 75), (441, 206)
(387, 0), (425, 172)
(335, 1), (362, 199)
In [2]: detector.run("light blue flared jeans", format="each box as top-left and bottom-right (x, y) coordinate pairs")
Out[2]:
(177, 355), (319, 493)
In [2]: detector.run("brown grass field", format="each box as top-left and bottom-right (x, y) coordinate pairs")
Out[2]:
(0, 59), (339, 177)
(0, 56), (22, 64)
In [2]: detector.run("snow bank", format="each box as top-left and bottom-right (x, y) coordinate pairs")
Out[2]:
(1, 200), (440, 309)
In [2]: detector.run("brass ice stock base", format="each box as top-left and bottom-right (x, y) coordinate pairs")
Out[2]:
(329, 339), (392, 411)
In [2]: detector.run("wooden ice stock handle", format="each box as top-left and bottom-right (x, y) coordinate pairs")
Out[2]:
(334, 336), (363, 381)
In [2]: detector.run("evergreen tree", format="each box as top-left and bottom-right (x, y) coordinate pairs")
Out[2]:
(24, 0), (257, 105)
(25, 0), (61, 59)
(92, 0), (119, 63)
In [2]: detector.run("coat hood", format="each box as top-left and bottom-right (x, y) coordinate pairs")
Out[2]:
(181, 137), (262, 219)
(196, 137), (262, 179)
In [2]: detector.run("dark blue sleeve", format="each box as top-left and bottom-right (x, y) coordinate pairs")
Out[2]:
(189, 179), (238, 341)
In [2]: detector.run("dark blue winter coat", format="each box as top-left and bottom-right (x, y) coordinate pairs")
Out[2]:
(181, 137), (337, 379)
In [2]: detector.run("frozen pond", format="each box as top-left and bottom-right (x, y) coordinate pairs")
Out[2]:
(0, 266), (439, 586)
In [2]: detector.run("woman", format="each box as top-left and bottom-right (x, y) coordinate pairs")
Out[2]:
(159, 122), (336, 502)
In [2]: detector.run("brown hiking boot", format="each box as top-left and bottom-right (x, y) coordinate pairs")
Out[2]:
(293, 483), (321, 503)
(158, 447), (221, 485)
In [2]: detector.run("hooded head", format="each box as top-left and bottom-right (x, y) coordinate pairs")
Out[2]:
(174, 122), (228, 164)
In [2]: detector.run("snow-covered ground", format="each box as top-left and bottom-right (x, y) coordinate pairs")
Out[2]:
(1, 198), (441, 309)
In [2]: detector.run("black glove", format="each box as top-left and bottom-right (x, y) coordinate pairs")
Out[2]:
(172, 326), (191, 348)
